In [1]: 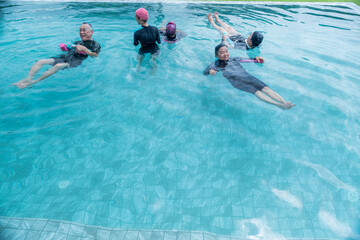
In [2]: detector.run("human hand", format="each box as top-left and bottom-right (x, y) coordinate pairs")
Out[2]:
(75, 45), (88, 54)
(255, 57), (264, 63)
(210, 69), (217, 75)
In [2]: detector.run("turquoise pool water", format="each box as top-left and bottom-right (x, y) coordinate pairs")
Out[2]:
(1, 1), (360, 239)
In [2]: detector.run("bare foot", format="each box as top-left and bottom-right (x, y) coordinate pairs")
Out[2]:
(12, 81), (31, 89)
(214, 11), (220, 22)
(207, 13), (214, 23)
(12, 78), (32, 89)
(279, 102), (296, 110)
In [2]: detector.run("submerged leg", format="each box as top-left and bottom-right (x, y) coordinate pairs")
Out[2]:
(214, 11), (239, 36)
(261, 87), (287, 104)
(255, 90), (295, 110)
(14, 63), (69, 89)
(33, 63), (69, 82)
(13, 59), (55, 89)
(150, 55), (158, 74)
(136, 54), (145, 72)
(262, 87), (296, 109)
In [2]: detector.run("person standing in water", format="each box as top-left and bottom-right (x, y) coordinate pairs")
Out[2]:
(134, 8), (161, 72)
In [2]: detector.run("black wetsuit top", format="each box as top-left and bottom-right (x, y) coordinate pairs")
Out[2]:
(159, 30), (186, 43)
(134, 26), (161, 55)
(203, 57), (267, 94)
(52, 40), (101, 68)
(228, 34), (249, 50)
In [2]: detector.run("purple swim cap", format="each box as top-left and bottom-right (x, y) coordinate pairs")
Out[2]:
(166, 22), (176, 35)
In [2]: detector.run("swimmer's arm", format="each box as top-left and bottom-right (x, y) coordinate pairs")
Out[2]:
(177, 30), (187, 36)
(160, 20), (166, 29)
(75, 45), (99, 57)
(134, 33), (139, 46)
(156, 29), (161, 44)
(203, 63), (217, 75)
(235, 56), (264, 63)
(220, 34), (231, 48)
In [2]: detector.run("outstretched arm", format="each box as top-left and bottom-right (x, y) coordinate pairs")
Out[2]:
(234, 56), (264, 63)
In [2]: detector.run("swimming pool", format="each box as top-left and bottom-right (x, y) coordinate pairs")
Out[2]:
(1, 0), (360, 239)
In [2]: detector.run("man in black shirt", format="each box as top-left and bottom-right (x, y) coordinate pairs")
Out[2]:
(134, 8), (161, 72)
(13, 22), (101, 89)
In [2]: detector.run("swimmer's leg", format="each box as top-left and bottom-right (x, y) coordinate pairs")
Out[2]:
(262, 87), (287, 103)
(136, 54), (144, 72)
(262, 87), (296, 109)
(255, 90), (295, 110)
(14, 63), (69, 89)
(208, 13), (226, 35)
(150, 55), (158, 74)
(214, 11), (239, 36)
(13, 59), (55, 88)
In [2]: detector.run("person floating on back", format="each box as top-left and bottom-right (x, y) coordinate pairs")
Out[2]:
(204, 44), (295, 110)
(208, 11), (263, 50)
(12, 22), (101, 89)
(159, 21), (186, 43)
(134, 8), (161, 72)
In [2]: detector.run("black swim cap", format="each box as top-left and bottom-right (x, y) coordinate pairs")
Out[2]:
(215, 43), (228, 55)
(251, 31), (263, 47)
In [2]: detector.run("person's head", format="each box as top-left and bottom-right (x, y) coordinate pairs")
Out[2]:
(166, 21), (176, 37)
(247, 31), (263, 48)
(135, 8), (149, 25)
(215, 44), (229, 61)
(79, 22), (93, 41)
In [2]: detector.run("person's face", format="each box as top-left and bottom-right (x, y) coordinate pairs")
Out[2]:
(79, 24), (93, 41)
(216, 46), (229, 61)
(247, 32), (254, 48)
(167, 32), (176, 38)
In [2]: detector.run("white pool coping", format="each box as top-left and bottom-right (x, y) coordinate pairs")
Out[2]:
(12, 0), (360, 15)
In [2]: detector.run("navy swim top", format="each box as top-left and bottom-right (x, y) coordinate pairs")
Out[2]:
(134, 26), (161, 47)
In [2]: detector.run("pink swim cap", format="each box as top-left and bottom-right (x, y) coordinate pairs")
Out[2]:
(166, 21), (176, 35)
(135, 8), (149, 21)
